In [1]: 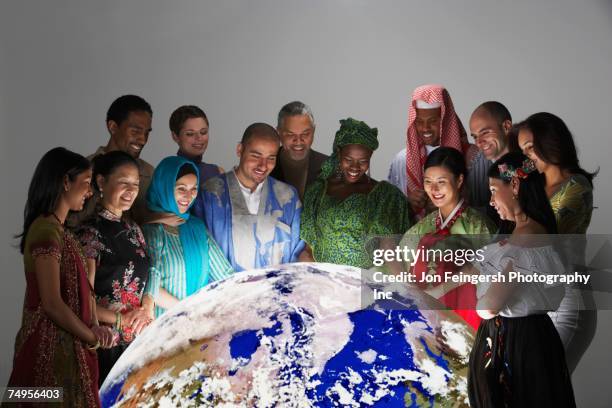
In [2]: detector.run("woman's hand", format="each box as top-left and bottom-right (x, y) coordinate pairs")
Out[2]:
(298, 245), (315, 262)
(423, 285), (440, 299)
(91, 325), (118, 349)
(434, 327), (464, 363)
(123, 307), (153, 336)
(476, 309), (499, 320)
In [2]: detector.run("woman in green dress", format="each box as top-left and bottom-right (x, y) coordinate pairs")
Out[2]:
(514, 111), (597, 373)
(299, 118), (411, 269)
(400, 147), (495, 329)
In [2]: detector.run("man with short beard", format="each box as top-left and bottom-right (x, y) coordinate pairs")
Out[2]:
(388, 84), (477, 219)
(194, 123), (305, 271)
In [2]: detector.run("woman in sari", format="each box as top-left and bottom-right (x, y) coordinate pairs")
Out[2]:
(400, 147), (495, 329)
(514, 112), (597, 373)
(300, 118), (410, 269)
(9, 147), (116, 407)
(142, 156), (233, 318)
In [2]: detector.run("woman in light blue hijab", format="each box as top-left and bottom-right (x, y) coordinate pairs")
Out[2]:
(142, 156), (233, 317)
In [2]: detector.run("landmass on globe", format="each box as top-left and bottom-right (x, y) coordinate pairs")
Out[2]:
(100, 263), (474, 407)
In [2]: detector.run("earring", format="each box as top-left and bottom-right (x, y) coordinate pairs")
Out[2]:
(99, 189), (104, 198)
(335, 166), (343, 180)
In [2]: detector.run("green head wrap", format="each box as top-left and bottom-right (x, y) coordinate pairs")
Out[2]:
(320, 118), (379, 179)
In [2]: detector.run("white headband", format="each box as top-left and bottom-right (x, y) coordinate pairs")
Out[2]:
(415, 100), (442, 109)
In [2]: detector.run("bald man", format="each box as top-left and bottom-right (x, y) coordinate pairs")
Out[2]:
(465, 101), (512, 226)
(193, 123), (305, 271)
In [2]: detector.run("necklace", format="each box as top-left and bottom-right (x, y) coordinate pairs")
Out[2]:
(51, 212), (64, 225)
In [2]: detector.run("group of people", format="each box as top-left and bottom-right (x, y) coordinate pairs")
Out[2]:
(8, 84), (596, 407)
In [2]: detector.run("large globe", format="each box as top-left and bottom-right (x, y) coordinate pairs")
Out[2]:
(100, 263), (474, 407)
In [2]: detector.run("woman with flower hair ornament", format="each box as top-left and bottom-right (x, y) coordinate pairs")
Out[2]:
(464, 152), (575, 408)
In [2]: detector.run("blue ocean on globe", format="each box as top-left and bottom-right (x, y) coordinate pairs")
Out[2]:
(100, 263), (472, 407)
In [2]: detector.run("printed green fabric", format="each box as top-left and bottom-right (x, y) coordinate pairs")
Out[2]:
(319, 118), (379, 179)
(301, 180), (410, 268)
(549, 174), (593, 234)
(402, 206), (495, 237)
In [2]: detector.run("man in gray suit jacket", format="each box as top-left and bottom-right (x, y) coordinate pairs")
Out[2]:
(271, 101), (328, 201)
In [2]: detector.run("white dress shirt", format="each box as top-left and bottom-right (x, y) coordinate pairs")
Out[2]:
(235, 171), (264, 215)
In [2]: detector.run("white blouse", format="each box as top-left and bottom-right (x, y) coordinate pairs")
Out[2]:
(474, 241), (566, 317)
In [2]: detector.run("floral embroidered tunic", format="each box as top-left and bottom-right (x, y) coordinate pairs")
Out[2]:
(77, 209), (149, 344)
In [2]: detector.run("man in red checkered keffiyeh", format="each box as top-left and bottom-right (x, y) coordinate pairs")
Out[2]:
(389, 84), (477, 218)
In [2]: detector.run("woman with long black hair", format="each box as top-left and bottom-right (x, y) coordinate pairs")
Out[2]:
(77, 151), (152, 386)
(400, 147), (495, 330)
(467, 152), (575, 407)
(513, 112), (597, 373)
(8, 147), (116, 407)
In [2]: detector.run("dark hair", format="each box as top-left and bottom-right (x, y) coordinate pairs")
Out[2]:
(240, 122), (280, 145)
(176, 163), (197, 180)
(511, 112), (597, 186)
(169, 105), (209, 135)
(17, 148), (91, 253)
(488, 152), (558, 234)
(91, 151), (140, 192)
(424, 147), (466, 179)
(106, 95), (153, 126)
(473, 101), (512, 125)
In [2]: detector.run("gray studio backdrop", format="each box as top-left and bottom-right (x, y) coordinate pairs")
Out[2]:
(2, 1), (611, 405)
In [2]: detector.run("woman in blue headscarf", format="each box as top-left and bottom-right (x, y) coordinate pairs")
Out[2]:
(142, 156), (233, 318)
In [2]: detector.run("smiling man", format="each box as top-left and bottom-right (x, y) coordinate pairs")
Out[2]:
(68, 95), (154, 227)
(92, 95), (154, 223)
(388, 84), (477, 219)
(271, 101), (328, 200)
(465, 101), (512, 226)
(193, 123), (305, 271)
